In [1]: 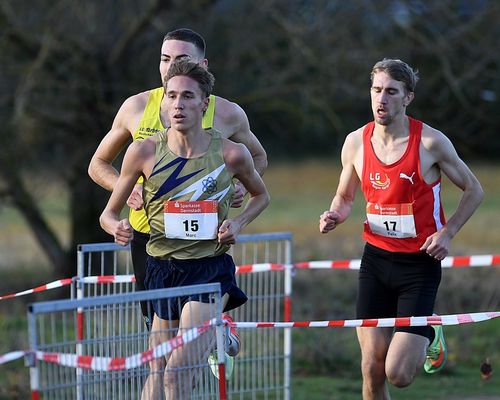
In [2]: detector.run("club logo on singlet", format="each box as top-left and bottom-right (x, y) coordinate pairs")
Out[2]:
(135, 126), (162, 140)
(369, 172), (391, 190)
(202, 177), (217, 194)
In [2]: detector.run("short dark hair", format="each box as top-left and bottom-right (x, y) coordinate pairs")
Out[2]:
(164, 60), (215, 98)
(163, 28), (206, 57)
(371, 58), (419, 93)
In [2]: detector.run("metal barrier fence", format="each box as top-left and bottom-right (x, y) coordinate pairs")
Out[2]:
(28, 284), (224, 400)
(76, 232), (293, 400)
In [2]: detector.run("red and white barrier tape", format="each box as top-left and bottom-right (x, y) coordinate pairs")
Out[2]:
(296, 254), (500, 270)
(1, 312), (499, 367)
(0, 266), (287, 301)
(0, 276), (137, 301)
(0, 278), (73, 301)
(238, 255), (500, 273)
(2, 254), (499, 300)
(236, 263), (290, 274)
(294, 260), (359, 270)
(231, 311), (499, 329)
(80, 275), (136, 284)
(440, 254), (500, 268)
(1, 319), (215, 368)
(0, 351), (26, 365)
(39, 321), (213, 371)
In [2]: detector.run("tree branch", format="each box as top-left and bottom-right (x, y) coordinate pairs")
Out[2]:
(0, 149), (69, 275)
(108, 0), (168, 65)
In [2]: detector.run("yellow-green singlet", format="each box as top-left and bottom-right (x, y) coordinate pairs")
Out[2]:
(129, 87), (216, 233)
(143, 129), (234, 259)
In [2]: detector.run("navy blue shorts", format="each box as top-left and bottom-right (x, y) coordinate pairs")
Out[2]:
(145, 253), (247, 321)
(356, 243), (441, 338)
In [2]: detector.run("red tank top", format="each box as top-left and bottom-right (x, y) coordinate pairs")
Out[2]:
(361, 117), (445, 253)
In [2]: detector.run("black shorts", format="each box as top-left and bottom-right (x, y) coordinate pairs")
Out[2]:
(356, 243), (441, 338)
(130, 230), (150, 292)
(130, 230), (151, 328)
(145, 253), (247, 321)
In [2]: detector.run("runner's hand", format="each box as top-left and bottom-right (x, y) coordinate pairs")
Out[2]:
(114, 219), (133, 246)
(127, 184), (144, 210)
(319, 211), (340, 233)
(420, 228), (451, 260)
(218, 219), (240, 244)
(231, 182), (246, 208)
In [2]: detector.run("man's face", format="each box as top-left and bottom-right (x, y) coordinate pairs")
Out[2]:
(159, 40), (207, 80)
(165, 75), (208, 132)
(370, 71), (413, 126)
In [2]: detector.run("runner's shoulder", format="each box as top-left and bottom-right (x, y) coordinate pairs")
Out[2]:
(113, 90), (150, 131)
(344, 127), (364, 149)
(420, 122), (451, 153)
(128, 134), (157, 158)
(213, 95), (246, 124)
(121, 90), (151, 113)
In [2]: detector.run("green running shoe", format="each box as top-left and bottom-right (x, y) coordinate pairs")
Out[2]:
(424, 325), (447, 373)
(208, 351), (234, 380)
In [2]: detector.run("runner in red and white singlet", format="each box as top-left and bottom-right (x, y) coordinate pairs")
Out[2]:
(361, 116), (446, 253)
(319, 59), (483, 399)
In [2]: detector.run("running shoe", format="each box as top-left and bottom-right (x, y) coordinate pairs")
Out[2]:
(208, 351), (234, 380)
(222, 313), (240, 357)
(424, 324), (447, 373)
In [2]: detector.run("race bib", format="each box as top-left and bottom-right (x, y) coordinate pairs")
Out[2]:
(164, 200), (218, 240)
(366, 202), (416, 238)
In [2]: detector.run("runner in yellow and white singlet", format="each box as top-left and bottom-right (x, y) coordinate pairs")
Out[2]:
(89, 29), (267, 330)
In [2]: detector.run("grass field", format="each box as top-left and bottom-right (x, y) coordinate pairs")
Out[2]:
(293, 365), (500, 399)
(0, 159), (499, 399)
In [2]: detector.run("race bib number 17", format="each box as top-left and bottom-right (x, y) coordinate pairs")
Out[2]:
(164, 200), (218, 240)
(366, 202), (417, 238)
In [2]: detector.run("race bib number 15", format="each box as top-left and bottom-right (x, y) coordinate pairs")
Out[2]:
(164, 200), (218, 240)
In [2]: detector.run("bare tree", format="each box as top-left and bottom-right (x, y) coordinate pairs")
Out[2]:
(209, 0), (500, 157)
(0, 0), (216, 276)
(1, 0), (498, 275)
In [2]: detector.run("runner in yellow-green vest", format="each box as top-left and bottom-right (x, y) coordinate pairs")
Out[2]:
(128, 88), (218, 234)
(100, 60), (269, 399)
(89, 28), (267, 329)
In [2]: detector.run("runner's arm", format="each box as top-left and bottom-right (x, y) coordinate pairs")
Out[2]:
(228, 103), (268, 176)
(88, 97), (136, 191)
(420, 131), (483, 256)
(218, 142), (270, 244)
(319, 131), (361, 233)
(222, 101), (267, 208)
(99, 141), (147, 244)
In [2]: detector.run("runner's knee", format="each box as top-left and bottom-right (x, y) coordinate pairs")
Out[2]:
(386, 365), (415, 388)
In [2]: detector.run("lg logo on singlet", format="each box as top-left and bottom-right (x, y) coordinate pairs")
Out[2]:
(369, 172), (391, 190)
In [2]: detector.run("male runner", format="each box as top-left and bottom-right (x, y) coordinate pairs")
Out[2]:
(100, 60), (269, 399)
(89, 28), (267, 337)
(319, 58), (483, 399)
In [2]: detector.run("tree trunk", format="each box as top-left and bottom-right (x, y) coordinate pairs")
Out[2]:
(68, 162), (116, 276)
(0, 161), (71, 276)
